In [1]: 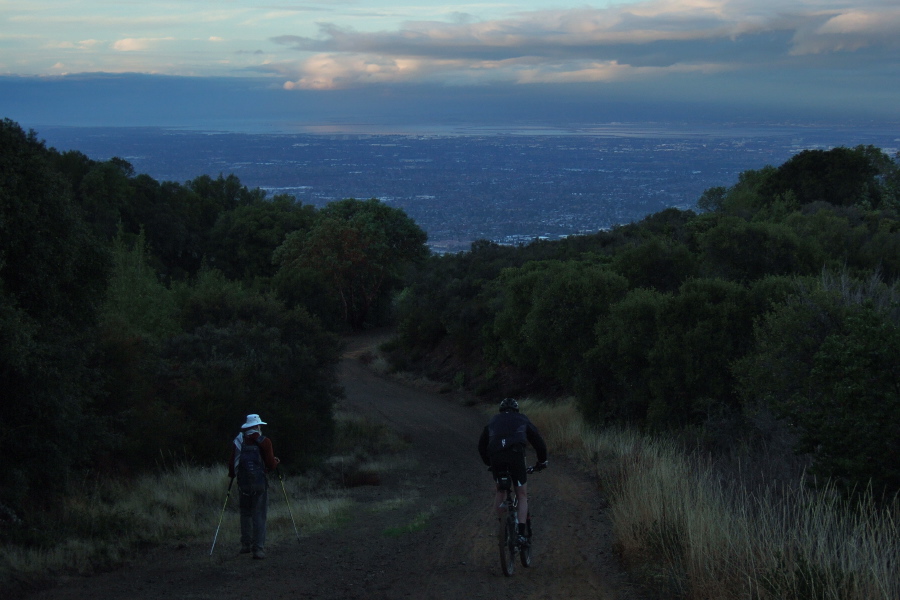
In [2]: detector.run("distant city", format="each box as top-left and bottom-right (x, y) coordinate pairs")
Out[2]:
(36, 123), (900, 253)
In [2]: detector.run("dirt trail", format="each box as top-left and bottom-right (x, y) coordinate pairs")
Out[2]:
(28, 333), (643, 600)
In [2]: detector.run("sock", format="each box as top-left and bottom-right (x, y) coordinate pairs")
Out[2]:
(517, 523), (526, 536)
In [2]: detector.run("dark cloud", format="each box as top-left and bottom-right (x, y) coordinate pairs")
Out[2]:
(266, 3), (899, 91)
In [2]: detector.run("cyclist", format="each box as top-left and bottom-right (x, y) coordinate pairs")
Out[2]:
(478, 398), (548, 544)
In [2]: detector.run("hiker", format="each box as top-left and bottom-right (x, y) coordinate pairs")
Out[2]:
(229, 413), (280, 559)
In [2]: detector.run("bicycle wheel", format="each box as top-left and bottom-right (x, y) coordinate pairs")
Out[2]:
(519, 517), (532, 567)
(498, 515), (516, 576)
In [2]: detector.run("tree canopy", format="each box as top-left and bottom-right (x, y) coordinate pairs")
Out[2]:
(0, 120), (355, 519)
(275, 198), (428, 330)
(1, 119), (109, 507)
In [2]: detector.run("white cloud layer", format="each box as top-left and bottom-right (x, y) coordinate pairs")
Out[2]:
(268, 0), (900, 89)
(791, 7), (900, 55)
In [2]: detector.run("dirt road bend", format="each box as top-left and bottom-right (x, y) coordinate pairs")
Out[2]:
(28, 333), (643, 600)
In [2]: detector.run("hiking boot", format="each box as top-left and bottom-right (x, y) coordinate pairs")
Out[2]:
(517, 534), (528, 547)
(252, 548), (266, 559)
(240, 545), (252, 554)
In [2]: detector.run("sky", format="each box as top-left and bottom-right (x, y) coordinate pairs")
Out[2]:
(2, 0), (899, 130)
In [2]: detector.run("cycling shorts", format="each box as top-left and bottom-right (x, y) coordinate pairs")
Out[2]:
(490, 446), (527, 487)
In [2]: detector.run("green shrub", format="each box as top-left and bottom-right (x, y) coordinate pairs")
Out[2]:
(736, 273), (900, 497)
(785, 307), (899, 496)
(488, 260), (628, 388)
(698, 217), (819, 281)
(160, 270), (342, 469)
(584, 279), (755, 429)
(581, 287), (668, 423)
(611, 235), (698, 292)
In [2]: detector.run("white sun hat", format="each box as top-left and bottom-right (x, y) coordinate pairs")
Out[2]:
(241, 414), (267, 429)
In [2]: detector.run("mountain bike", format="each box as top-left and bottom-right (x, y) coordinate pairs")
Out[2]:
(495, 465), (537, 576)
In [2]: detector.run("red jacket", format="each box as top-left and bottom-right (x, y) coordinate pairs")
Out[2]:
(228, 430), (278, 478)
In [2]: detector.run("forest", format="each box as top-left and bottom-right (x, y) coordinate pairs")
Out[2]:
(0, 118), (427, 529)
(2, 114), (898, 543)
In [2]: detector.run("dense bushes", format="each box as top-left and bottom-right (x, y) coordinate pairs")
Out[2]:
(1, 119), (109, 509)
(735, 275), (900, 496)
(392, 144), (900, 497)
(1, 120), (429, 524)
(167, 270), (341, 467)
(488, 260), (629, 389)
(94, 265), (343, 473)
(697, 216), (819, 281)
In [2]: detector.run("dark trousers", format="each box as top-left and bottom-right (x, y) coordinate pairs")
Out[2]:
(239, 484), (268, 550)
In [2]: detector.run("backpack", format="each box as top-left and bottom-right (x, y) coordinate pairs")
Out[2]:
(487, 412), (528, 455)
(237, 434), (267, 489)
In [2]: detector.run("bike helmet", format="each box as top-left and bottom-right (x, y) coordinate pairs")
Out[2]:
(499, 398), (519, 413)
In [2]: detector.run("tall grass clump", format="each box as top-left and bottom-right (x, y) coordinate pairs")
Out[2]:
(524, 397), (899, 600)
(0, 463), (351, 590)
(518, 398), (586, 454)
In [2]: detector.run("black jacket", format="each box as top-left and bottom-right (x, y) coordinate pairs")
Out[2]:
(478, 411), (548, 466)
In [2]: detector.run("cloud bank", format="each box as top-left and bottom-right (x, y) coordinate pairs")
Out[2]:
(3, 0), (898, 126)
(266, 0), (900, 90)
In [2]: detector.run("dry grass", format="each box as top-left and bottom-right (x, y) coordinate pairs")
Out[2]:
(7, 398), (896, 599)
(524, 398), (899, 600)
(0, 408), (412, 583)
(0, 463), (352, 587)
(211, 475), (354, 554)
(0, 406), (413, 582)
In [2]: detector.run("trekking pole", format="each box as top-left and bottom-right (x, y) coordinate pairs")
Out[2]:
(209, 476), (234, 557)
(277, 469), (302, 543)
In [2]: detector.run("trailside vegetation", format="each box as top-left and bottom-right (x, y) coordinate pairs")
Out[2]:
(524, 398), (899, 600)
(389, 143), (900, 500)
(0, 119), (428, 535)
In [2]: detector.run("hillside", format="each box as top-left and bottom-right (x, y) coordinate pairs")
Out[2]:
(25, 334), (645, 600)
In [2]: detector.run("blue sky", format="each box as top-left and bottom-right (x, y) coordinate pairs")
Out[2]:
(2, 0), (899, 129)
